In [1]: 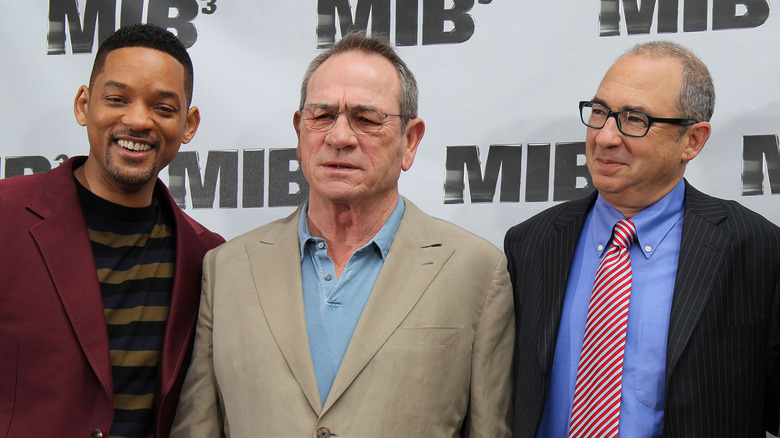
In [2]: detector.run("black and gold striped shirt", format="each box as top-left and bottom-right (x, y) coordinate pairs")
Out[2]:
(76, 179), (175, 438)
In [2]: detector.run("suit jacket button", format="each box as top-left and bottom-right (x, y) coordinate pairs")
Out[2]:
(316, 426), (331, 438)
(91, 430), (104, 438)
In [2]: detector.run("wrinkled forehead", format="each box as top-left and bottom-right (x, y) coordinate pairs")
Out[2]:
(306, 51), (402, 111)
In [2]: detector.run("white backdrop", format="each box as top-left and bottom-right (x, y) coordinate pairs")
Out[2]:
(2, 0), (779, 248)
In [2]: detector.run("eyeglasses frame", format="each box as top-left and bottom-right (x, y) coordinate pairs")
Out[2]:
(579, 100), (698, 138)
(300, 104), (403, 135)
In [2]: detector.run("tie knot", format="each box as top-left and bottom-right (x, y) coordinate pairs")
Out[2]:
(611, 219), (636, 249)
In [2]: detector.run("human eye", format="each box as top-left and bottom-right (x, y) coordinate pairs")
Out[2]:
(351, 109), (384, 128)
(304, 106), (336, 130)
(590, 104), (608, 117)
(624, 111), (649, 128)
(154, 105), (178, 117)
(104, 95), (127, 105)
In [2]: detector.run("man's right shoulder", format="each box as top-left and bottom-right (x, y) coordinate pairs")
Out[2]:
(505, 195), (593, 242)
(211, 209), (300, 254)
(0, 172), (50, 205)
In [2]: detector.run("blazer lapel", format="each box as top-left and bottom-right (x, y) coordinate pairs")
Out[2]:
(537, 195), (595, 371)
(28, 158), (113, 398)
(665, 183), (729, 386)
(245, 207), (322, 413)
(156, 183), (216, 401)
(322, 200), (453, 413)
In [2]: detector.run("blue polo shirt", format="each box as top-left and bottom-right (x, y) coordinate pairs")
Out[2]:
(538, 179), (685, 437)
(298, 198), (405, 406)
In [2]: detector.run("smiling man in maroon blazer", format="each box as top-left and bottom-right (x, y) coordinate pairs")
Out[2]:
(0, 24), (223, 437)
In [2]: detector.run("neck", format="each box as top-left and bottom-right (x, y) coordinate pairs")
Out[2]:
(306, 193), (399, 276)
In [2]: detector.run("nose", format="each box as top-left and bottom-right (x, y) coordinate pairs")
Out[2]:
(121, 103), (154, 131)
(593, 115), (623, 148)
(324, 112), (357, 150)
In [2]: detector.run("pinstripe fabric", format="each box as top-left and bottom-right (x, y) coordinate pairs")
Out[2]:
(505, 181), (780, 438)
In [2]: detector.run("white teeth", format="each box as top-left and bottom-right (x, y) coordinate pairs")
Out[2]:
(117, 139), (151, 152)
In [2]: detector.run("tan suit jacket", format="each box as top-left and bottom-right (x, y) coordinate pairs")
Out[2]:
(171, 198), (514, 437)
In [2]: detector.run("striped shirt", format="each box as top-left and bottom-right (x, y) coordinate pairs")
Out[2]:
(76, 179), (175, 438)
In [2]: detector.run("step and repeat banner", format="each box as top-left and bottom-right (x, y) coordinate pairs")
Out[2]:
(2, 0), (779, 247)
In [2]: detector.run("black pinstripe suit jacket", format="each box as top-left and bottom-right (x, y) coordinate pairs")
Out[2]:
(504, 181), (780, 437)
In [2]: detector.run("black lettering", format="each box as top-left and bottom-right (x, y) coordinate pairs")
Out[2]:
(202, 0), (217, 14)
(168, 150), (238, 209)
(683, 0), (707, 32)
(742, 134), (780, 195)
(396, 0), (419, 46)
(657, 0), (679, 33)
(713, 0), (769, 30)
(599, 0), (621, 36)
(147, 0), (199, 48)
(622, 0), (657, 35)
(525, 144), (550, 202)
(120, 0), (144, 28)
(317, 0), (353, 48)
(242, 149), (265, 208)
(268, 149), (309, 207)
(47, 0), (116, 54)
(443, 145), (522, 204)
(553, 142), (594, 201)
(422, 0), (475, 45)
(316, 0), (391, 48)
(4, 156), (53, 178)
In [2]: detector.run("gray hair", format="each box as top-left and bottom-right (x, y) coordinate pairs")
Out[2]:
(299, 32), (419, 130)
(622, 41), (715, 131)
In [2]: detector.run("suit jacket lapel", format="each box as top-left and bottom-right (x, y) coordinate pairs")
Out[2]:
(28, 158), (113, 398)
(538, 194), (595, 371)
(245, 206), (322, 413)
(156, 182), (216, 402)
(665, 182), (729, 386)
(323, 199), (453, 413)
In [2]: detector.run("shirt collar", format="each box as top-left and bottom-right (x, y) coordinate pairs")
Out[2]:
(298, 197), (406, 260)
(590, 179), (686, 260)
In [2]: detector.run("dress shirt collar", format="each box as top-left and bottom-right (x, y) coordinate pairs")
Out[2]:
(298, 197), (406, 260)
(590, 178), (686, 260)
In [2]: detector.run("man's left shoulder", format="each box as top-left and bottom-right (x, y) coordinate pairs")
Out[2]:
(403, 200), (502, 256)
(686, 186), (780, 236)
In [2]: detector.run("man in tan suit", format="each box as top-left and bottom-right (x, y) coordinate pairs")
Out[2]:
(171, 33), (514, 437)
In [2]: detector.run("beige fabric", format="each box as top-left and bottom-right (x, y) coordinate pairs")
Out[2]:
(171, 199), (514, 438)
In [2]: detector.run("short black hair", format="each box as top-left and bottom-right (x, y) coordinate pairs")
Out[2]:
(89, 24), (194, 104)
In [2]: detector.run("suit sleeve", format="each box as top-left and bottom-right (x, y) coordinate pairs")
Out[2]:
(467, 254), (515, 438)
(170, 250), (226, 437)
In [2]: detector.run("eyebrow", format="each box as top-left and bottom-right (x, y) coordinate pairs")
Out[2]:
(305, 103), (381, 112)
(591, 97), (651, 115)
(103, 81), (181, 101)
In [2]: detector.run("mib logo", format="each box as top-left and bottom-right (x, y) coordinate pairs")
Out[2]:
(316, 0), (493, 48)
(47, 0), (218, 54)
(599, 0), (769, 35)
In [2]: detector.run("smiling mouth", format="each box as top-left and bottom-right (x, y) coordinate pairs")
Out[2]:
(117, 139), (152, 152)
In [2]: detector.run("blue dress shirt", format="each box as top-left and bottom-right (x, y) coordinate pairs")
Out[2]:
(299, 198), (405, 406)
(537, 179), (685, 438)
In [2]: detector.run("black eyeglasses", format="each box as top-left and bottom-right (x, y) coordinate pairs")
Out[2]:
(301, 104), (402, 135)
(579, 101), (698, 138)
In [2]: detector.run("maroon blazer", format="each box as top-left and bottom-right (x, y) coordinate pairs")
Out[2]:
(0, 156), (224, 438)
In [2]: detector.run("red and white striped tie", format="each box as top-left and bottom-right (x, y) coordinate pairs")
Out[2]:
(569, 219), (637, 438)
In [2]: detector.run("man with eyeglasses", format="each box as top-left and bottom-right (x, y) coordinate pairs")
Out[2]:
(171, 32), (514, 437)
(506, 41), (780, 437)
